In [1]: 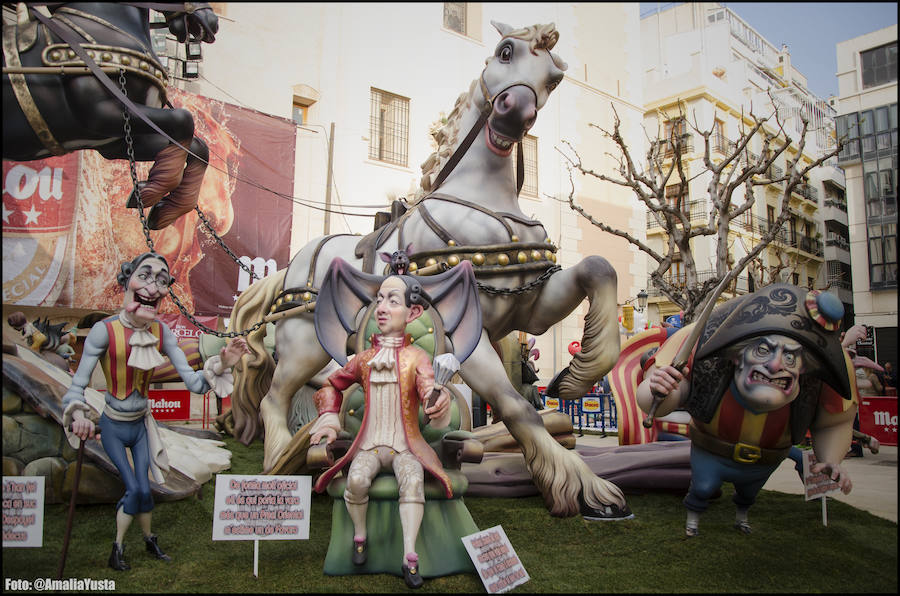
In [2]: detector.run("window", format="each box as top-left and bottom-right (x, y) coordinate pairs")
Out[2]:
(767, 205), (775, 227)
(665, 183), (690, 215)
(443, 2), (466, 35)
(861, 42), (897, 89)
(662, 118), (690, 156)
(808, 276), (814, 289)
(792, 273), (800, 285)
(291, 101), (308, 126)
(520, 134), (538, 197)
(868, 223), (898, 288)
(368, 88), (409, 167)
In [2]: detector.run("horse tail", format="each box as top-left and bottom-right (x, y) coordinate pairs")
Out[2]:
(229, 269), (285, 445)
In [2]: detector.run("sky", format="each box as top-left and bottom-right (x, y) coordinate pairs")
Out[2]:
(640, 2), (898, 99)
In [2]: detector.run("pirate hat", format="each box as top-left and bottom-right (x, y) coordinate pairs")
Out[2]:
(695, 283), (852, 399)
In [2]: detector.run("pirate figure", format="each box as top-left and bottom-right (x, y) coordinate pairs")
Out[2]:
(636, 284), (857, 537)
(63, 252), (249, 570)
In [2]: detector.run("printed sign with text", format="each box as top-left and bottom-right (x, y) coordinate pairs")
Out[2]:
(802, 450), (842, 501)
(2, 476), (45, 547)
(212, 475), (311, 540)
(462, 525), (529, 594)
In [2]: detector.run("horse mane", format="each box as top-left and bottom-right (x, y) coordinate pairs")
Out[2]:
(412, 22), (564, 203)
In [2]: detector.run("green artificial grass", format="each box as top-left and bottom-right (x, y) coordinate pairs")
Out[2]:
(2, 436), (896, 593)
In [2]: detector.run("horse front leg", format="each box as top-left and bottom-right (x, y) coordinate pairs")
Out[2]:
(460, 332), (630, 518)
(259, 316), (332, 472)
(530, 256), (620, 402)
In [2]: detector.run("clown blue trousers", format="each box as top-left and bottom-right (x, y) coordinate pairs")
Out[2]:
(683, 446), (780, 513)
(99, 414), (154, 515)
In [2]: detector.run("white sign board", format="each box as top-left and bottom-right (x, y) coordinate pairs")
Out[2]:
(802, 450), (842, 501)
(2, 476), (45, 547)
(462, 525), (529, 594)
(212, 475), (311, 541)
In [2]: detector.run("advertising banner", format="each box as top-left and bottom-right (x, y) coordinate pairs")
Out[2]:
(148, 389), (192, 421)
(3, 89), (295, 317)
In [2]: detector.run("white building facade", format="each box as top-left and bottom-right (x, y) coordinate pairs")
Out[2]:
(835, 25), (897, 368)
(159, 3), (646, 383)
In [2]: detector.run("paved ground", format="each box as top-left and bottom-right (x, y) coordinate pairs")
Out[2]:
(575, 431), (898, 523)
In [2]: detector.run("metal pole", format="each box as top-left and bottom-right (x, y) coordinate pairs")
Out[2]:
(323, 122), (335, 235)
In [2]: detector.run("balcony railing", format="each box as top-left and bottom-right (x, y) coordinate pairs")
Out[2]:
(825, 234), (850, 250)
(646, 200), (708, 229)
(711, 134), (731, 155)
(823, 198), (848, 213)
(653, 133), (694, 158)
(793, 183), (819, 203)
(646, 269), (751, 297)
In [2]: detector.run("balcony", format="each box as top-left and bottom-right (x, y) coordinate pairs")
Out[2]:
(823, 198), (847, 213)
(653, 133), (694, 158)
(646, 200), (708, 229)
(825, 234), (850, 251)
(793, 183), (819, 204)
(646, 269), (751, 297)
(711, 134), (731, 155)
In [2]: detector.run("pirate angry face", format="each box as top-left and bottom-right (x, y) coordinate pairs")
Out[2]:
(732, 334), (804, 412)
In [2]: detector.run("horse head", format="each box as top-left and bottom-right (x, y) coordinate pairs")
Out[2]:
(481, 21), (567, 155)
(164, 3), (219, 44)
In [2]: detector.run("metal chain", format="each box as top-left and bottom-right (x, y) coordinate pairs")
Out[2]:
(120, 69), (264, 338)
(194, 207), (260, 282)
(476, 265), (561, 296)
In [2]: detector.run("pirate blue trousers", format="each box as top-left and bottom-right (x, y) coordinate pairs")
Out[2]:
(99, 413), (154, 515)
(683, 445), (780, 513)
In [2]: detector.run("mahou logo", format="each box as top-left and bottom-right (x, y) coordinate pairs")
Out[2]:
(2, 154), (80, 306)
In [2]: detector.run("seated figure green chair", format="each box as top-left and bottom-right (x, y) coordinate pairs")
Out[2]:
(311, 307), (484, 578)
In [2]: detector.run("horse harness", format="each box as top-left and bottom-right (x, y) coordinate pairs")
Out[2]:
(3, 3), (193, 156)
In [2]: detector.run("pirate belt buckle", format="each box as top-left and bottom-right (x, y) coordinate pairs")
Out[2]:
(733, 442), (762, 464)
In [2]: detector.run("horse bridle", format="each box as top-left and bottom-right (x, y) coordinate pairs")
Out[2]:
(429, 67), (539, 197)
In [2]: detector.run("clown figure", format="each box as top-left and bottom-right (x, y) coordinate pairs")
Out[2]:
(636, 284), (857, 537)
(63, 252), (249, 570)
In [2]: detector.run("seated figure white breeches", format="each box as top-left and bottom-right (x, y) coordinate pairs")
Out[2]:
(343, 447), (425, 505)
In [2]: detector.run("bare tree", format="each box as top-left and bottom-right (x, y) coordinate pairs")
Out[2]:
(558, 94), (842, 323)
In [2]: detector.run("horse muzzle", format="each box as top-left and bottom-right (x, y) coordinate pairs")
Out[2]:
(486, 84), (537, 151)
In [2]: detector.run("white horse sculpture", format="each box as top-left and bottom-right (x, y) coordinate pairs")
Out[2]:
(229, 21), (629, 518)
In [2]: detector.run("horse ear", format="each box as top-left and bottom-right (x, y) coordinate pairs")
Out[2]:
(491, 20), (513, 37)
(379, 252), (392, 264)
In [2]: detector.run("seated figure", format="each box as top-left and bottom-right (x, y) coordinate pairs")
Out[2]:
(308, 257), (482, 589)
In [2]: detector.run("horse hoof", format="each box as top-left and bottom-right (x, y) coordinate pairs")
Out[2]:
(145, 204), (167, 230)
(126, 182), (148, 209)
(544, 367), (570, 398)
(580, 498), (634, 521)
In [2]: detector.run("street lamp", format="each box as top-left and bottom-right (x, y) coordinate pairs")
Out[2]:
(636, 289), (648, 311)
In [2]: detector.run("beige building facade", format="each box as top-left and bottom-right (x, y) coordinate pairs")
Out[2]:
(639, 2), (841, 324)
(158, 3), (645, 382)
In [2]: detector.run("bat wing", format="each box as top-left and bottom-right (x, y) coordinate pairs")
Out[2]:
(314, 259), (483, 366)
(421, 261), (482, 364)
(314, 258), (383, 365)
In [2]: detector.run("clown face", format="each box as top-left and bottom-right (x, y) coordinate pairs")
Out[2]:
(732, 334), (804, 412)
(123, 256), (171, 325)
(374, 277), (422, 337)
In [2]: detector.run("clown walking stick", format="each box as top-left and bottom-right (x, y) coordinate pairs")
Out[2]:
(58, 427), (100, 580)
